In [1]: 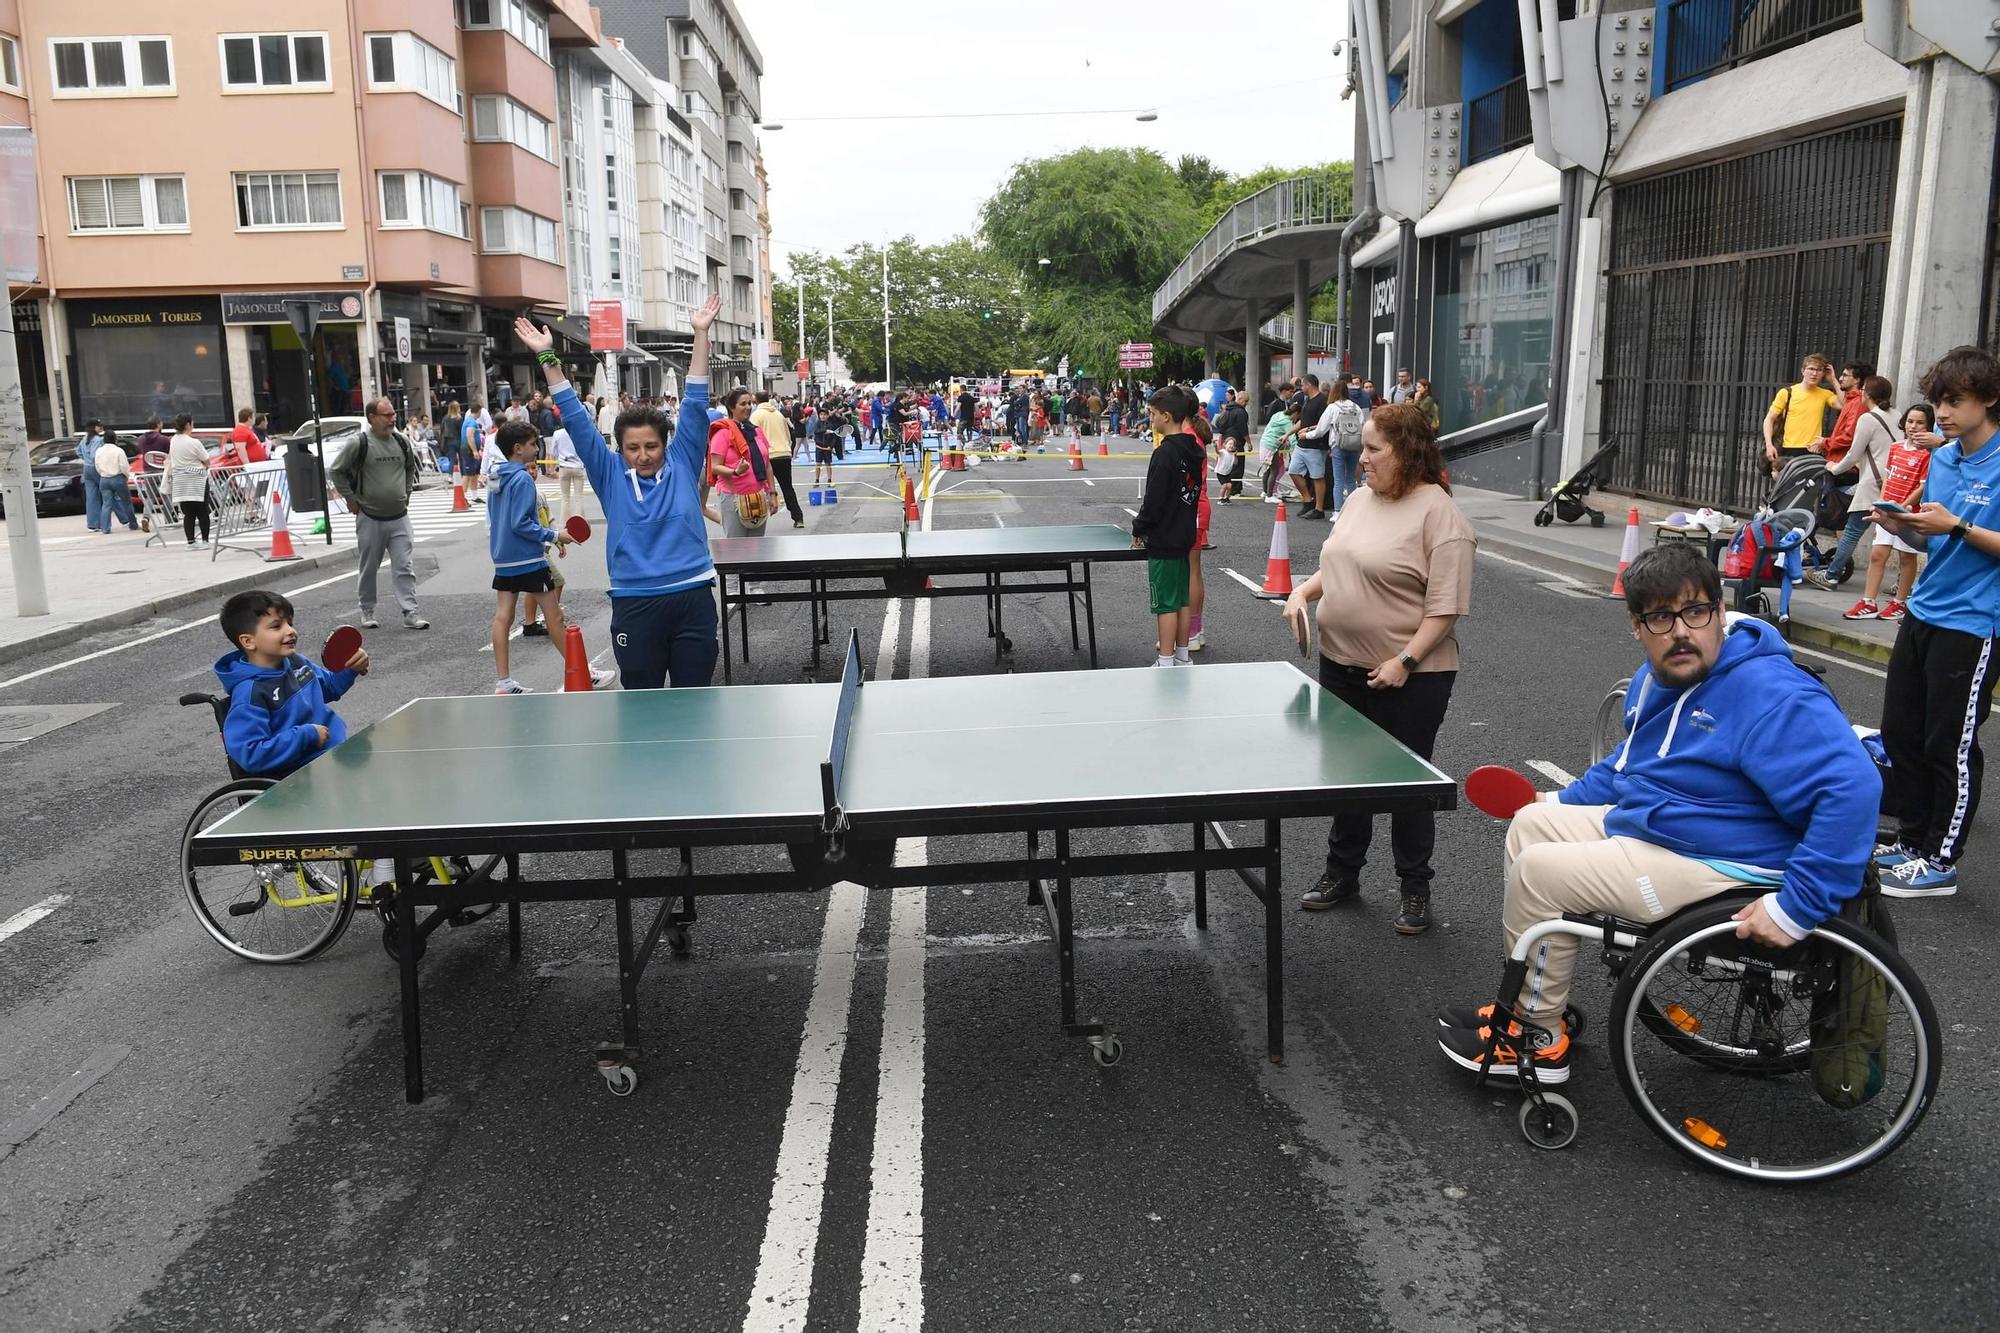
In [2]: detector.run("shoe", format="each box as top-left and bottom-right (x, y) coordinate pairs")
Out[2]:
(590, 668), (617, 689)
(402, 613), (430, 630)
(361, 613), (381, 629)
(1151, 657), (1175, 669)
(1873, 840), (1918, 870)
(1300, 509), (1325, 521)
(1299, 871), (1359, 911)
(1392, 891), (1431, 935)
(1842, 599), (1879, 620)
(1802, 570), (1839, 592)
(1218, 494), (1232, 504)
(1437, 1023), (1572, 1084)
(1880, 856), (1958, 898)
(494, 678), (529, 695)
(794, 518), (805, 528)
(1877, 601), (1906, 621)
(1263, 494), (1282, 504)
(1187, 632), (1205, 652)
(521, 622), (549, 637)
(1436, 1003), (1580, 1036)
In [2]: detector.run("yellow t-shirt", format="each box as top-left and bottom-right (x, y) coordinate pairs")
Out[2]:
(1769, 383), (1839, 452)
(750, 404), (793, 458)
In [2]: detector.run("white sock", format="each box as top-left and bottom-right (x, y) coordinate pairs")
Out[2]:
(1157, 654), (1175, 667)
(1174, 645), (1191, 664)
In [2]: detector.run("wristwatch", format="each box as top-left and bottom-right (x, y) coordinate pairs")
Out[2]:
(1397, 651), (1419, 671)
(1954, 518), (1972, 540)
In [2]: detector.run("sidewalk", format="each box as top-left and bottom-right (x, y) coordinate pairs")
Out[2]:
(1454, 485), (1900, 664)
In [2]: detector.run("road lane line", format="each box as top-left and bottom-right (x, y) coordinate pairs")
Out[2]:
(0, 894), (71, 944)
(860, 865), (926, 1332)
(1221, 567), (1285, 608)
(1526, 760), (1578, 787)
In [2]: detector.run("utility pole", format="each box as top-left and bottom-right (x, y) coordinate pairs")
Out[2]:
(880, 243), (892, 389)
(795, 271), (805, 383)
(1, 292), (49, 617)
(825, 292), (835, 376)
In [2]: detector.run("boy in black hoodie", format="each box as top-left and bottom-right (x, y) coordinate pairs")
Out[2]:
(1130, 385), (1205, 666)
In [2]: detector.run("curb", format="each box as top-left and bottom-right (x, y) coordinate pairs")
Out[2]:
(0, 544), (359, 670)
(1475, 530), (1893, 668)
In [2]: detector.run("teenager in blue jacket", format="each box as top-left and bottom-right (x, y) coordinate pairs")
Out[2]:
(513, 295), (724, 688)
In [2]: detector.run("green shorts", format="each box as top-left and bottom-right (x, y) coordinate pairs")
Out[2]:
(1147, 555), (1190, 615)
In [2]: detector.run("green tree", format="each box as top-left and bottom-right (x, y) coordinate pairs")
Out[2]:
(1174, 154), (1230, 203)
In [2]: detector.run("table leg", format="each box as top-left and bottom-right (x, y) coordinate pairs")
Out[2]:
(613, 849), (640, 1055)
(1053, 828), (1076, 1028)
(719, 576), (735, 684)
(1066, 562), (1081, 650)
(506, 853), (521, 962)
(396, 858), (424, 1104)
(1192, 821), (1208, 931)
(1083, 562), (1099, 667)
(738, 576), (752, 666)
(992, 573), (1009, 659)
(1264, 818), (1284, 1065)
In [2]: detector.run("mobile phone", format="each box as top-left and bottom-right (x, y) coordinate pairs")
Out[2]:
(1871, 501), (1908, 514)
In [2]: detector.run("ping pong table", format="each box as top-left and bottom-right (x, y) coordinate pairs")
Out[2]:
(710, 523), (1147, 679)
(189, 634), (1455, 1103)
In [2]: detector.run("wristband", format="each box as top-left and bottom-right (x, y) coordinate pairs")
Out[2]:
(536, 351), (560, 367)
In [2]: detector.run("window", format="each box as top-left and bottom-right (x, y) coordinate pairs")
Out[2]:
(606, 234), (622, 283)
(0, 36), (22, 93)
(67, 174), (187, 233)
(703, 152), (723, 189)
(480, 205), (559, 262)
(460, 0), (549, 62)
(365, 32), (457, 110)
(470, 95), (552, 160)
(1429, 212), (1557, 434)
(705, 208), (725, 242)
(220, 33), (328, 91)
(681, 91), (720, 136)
(379, 171), (466, 236)
(726, 141), (745, 166)
(49, 36), (172, 96)
(234, 171), (341, 229)
(605, 156), (619, 210)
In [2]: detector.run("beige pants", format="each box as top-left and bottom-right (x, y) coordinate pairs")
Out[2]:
(1504, 802), (1741, 1029)
(558, 466), (587, 521)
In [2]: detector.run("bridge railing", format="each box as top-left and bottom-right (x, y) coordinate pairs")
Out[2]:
(1152, 177), (1351, 324)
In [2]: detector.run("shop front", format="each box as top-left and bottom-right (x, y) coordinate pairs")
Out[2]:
(67, 295), (228, 428)
(1421, 212), (1559, 436)
(376, 292), (487, 420)
(221, 290), (366, 433)
(15, 299), (56, 439)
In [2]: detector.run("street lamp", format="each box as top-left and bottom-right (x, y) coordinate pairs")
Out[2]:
(1135, 110), (1158, 122)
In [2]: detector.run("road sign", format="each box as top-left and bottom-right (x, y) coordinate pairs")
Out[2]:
(1118, 342), (1153, 353)
(1118, 353), (1153, 369)
(393, 317), (413, 363)
(588, 299), (625, 351)
(796, 358), (811, 378)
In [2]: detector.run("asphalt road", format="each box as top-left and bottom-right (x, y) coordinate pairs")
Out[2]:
(0, 443), (1993, 1333)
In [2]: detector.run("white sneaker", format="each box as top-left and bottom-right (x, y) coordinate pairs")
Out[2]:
(494, 678), (529, 695)
(360, 613), (381, 629)
(590, 668), (617, 689)
(402, 613), (430, 630)
(1152, 657), (1175, 668)
(1187, 631), (1205, 651)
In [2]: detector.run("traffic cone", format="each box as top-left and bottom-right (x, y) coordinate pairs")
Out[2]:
(1609, 506), (1642, 599)
(901, 470), (920, 522)
(1068, 436), (1085, 472)
(1257, 503), (1292, 599)
(1097, 437), (1109, 457)
(267, 493), (301, 562)
(563, 624), (594, 692)
(451, 480), (470, 512)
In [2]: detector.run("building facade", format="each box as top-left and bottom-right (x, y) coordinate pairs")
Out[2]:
(1342, 0), (1999, 512)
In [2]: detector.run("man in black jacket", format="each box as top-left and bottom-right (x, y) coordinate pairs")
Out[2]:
(1130, 385), (1204, 667)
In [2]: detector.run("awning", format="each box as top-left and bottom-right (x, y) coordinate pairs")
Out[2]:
(1352, 218), (1403, 270)
(1413, 146), (1560, 239)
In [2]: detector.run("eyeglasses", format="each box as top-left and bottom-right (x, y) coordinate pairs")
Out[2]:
(1636, 600), (1721, 636)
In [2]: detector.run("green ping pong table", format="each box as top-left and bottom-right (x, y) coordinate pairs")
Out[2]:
(189, 635), (1456, 1103)
(710, 523), (1148, 679)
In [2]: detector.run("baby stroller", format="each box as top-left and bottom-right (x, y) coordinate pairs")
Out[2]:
(1534, 437), (1620, 528)
(1763, 452), (1844, 578)
(1721, 507), (1816, 629)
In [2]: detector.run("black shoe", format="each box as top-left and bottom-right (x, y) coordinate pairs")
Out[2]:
(1393, 892), (1432, 935)
(521, 622), (549, 637)
(1300, 509), (1326, 521)
(1300, 871), (1360, 911)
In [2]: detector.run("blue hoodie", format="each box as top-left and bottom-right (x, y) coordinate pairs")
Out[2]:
(487, 458), (554, 575)
(553, 378), (715, 598)
(214, 650), (358, 779)
(1560, 617), (1879, 937)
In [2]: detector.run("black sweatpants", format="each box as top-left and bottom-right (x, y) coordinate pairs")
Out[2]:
(608, 585), (719, 690)
(770, 456), (803, 524)
(1880, 615), (1997, 863)
(1319, 656), (1457, 891)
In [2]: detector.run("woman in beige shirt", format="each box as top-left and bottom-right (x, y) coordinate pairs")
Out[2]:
(1283, 402), (1476, 935)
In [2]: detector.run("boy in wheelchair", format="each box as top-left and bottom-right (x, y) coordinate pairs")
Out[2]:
(1439, 544), (1881, 1082)
(214, 589), (370, 780)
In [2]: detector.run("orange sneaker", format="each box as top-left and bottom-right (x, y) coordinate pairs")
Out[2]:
(1438, 1023), (1572, 1083)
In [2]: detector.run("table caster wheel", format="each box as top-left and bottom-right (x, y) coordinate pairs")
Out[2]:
(1091, 1035), (1122, 1067)
(1518, 1092), (1578, 1150)
(666, 925), (691, 957)
(600, 1064), (639, 1097)
(997, 636), (1014, 654)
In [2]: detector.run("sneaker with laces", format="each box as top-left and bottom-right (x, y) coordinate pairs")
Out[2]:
(494, 678), (530, 695)
(589, 667), (617, 689)
(360, 613), (381, 629)
(1877, 600), (1906, 621)
(521, 622), (549, 637)
(402, 613), (430, 630)
(1437, 1022), (1571, 1083)
(1880, 856), (1958, 898)
(1392, 891), (1431, 935)
(1841, 599), (1878, 620)
(1874, 840), (1919, 870)
(1299, 871), (1359, 911)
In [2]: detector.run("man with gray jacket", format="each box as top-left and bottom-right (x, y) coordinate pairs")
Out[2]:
(329, 399), (429, 630)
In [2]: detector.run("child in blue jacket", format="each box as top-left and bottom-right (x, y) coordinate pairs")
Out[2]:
(513, 294), (724, 688)
(214, 590), (368, 779)
(486, 420), (610, 695)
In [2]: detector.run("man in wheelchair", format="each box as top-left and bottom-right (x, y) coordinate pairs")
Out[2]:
(1439, 544), (1883, 1083)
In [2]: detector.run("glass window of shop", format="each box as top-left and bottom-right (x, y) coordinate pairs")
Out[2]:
(68, 297), (227, 426)
(1428, 213), (1557, 432)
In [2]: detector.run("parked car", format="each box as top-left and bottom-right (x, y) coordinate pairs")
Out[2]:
(2, 429), (228, 518)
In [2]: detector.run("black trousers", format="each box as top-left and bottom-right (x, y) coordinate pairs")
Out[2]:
(1881, 615), (1997, 862)
(1319, 656), (1457, 890)
(769, 456), (803, 523)
(180, 499), (210, 543)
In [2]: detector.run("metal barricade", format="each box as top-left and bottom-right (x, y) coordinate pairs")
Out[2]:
(131, 456), (179, 549)
(207, 461), (287, 562)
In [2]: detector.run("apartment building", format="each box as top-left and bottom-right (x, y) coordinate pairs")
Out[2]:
(632, 71), (705, 383)
(0, 0), (631, 437)
(1341, 0), (1999, 513)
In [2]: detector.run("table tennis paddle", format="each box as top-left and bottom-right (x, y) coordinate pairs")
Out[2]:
(564, 515), (592, 544)
(1465, 765), (1537, 819)
(322, 625), (363, 673)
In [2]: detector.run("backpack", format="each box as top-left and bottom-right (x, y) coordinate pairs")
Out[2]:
(1331, 401), (1364, 452)
(1807, 870), (1893, 1111)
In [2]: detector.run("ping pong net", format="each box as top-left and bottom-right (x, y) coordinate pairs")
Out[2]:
(818, 627), (865, 859)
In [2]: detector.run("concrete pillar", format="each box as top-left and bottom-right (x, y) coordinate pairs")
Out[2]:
(1244, 303), (1263, 436)
(224, 322), (256, 421)
(1293, 259), (1311, 383)
(1202, 334), (1218, 379)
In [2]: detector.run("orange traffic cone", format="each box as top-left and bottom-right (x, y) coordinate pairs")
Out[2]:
(1609, 506), (1642, 598)
(563, 624), (594, 692)
(1068, 436), (1085, 472)
(267, 493), (301, 562)
(451, 480), (470, 512)
(901, 470), (920, 522)
(1097, 436), (1109, 457)
(1257, 502), (1292, 599)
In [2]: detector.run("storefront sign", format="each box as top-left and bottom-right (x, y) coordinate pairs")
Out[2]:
(221, 291), (365, 325)
(1372, 276), (1397, 320)
(589, 299), (625, 351)
(74, 297), (218, 328)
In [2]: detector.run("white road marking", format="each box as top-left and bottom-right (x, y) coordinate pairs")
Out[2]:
(1537, 580), (1597, 600)
(1081, 478), (1095, 486)
(1222, 567), (1285, 608)
(0, 894), (70, 945)
(1789, 641), (1888, 680)
(479, 625), (526, 654)
(1526, 760), (1578, 787)
(0, 569), (353, 692)
(861, 843), (927, 1331)
(1122, 507), (1138, 518)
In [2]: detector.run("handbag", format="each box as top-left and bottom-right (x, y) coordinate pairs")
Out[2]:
(734, 490), (770, 528)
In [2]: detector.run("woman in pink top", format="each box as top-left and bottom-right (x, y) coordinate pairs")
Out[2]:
(708, 388), (779, 538)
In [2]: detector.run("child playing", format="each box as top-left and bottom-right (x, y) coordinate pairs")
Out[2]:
(214, 589), (369, 779)
(1130, 385), (1204, 667)
(487, 420), (613, 695)
(1872, 346), (2000, 897)
(1842, 402), (1936, 623)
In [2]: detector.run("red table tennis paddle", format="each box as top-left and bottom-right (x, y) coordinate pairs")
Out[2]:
(1465, 765), (1538, 819)
(322, 625), (363, 673)
(564, 515), (592, 544)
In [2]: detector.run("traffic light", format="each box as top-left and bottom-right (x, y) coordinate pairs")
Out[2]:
(981, 307), (993, 321)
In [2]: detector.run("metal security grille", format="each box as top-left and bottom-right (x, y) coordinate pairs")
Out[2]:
(1601, 119), (1898, 511)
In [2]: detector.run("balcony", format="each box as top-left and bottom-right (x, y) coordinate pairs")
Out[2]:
(1466, 75), (1532, 165)
(1666, 0), (1863, 91)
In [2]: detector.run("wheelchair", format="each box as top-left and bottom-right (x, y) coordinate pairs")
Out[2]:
(1477, 886), (1939, 1182)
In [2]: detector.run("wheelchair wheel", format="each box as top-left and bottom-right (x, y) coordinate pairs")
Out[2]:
(181, 779), (359, 964)
(1590, 678), (1631, 767)
(1608, 899), (1940, 1182)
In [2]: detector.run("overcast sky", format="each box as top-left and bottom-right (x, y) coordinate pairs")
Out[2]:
(744, 0), (1358, 282)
